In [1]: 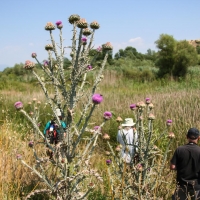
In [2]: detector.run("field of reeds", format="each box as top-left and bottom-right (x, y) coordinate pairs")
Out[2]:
(1, 67), (200, 199)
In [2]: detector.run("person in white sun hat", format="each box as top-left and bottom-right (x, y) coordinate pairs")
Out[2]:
(117, 118), (138, 164)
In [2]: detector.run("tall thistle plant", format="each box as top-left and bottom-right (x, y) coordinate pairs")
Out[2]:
(14, 15), (113, 199)
(104, 99), (174, 199)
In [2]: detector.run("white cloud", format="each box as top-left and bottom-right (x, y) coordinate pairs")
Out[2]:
(129, 37), (143, 43)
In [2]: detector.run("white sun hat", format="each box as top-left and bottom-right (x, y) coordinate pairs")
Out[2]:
(121, 118), (135, 127)
(56, 108), (62, 116)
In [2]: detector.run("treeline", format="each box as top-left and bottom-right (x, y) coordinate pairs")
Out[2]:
(1, 34), (200, 83)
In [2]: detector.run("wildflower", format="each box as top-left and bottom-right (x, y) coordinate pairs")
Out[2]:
(28, 141), (34, 148)
(77, 18), (88, 29)
(87, 65), (92, 70)
(102, 42), (113, 51)
(24, 60), (35, 70)
(68, 14), (80, 24)
(148, 103), (154, 109)
(45, 22), (55, 30)
(115, 145), (121, 152)
(31, 53), (37, 58)
(28, 102), (32, 105)
(136, 101), (146, 108)
(43, 60), (49, 67)
(136, 164), (143, 172)
(37, 101), (41, 104)
(92, 94), (103, 104)
(88, 182), (95, 189)
(116, 116), (123, 123)
(90, 21), (100, 29)
(96, 46), (102, 52)
(32, 98), (37, 102)
(81, 37), (87, 45)
(106, 159), (112, 165)
(130, 104), (136, 110)
(14, 101), (23, 110)
(105, 151), (111, 155)
(94, 126), (101, 132)
(167, 119), (172, 126)
(16, 154), (22, 160)
(103, 133), (110, 140)
(148, 113), (155, 120)
(55, 20), (63, 29)
(103, 111), (112, 120)
(145, 98), (151, 104)
(29, 112), (33, 115)
(168, 132), (175, 139)
(83, 28), (92, 36)
(45, 44), (54, 51)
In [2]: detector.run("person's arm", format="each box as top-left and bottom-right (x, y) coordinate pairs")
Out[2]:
(170, 149), (178, 170)
(44, 121), (50, 135)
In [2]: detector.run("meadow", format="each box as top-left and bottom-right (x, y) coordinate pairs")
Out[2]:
(1, 66), (200, 199)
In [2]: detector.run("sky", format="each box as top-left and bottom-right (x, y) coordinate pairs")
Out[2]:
(0, 0), (200, 71)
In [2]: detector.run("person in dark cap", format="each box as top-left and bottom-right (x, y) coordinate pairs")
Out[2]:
(170, 128), (200, 200)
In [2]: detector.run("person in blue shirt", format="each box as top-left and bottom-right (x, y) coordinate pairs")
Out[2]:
(44, 110), (67, 145)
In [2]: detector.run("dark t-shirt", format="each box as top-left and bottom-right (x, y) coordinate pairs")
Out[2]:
(171, 143), (200, 188)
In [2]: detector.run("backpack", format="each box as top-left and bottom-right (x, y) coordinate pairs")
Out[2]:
(46, 121), (58, 140)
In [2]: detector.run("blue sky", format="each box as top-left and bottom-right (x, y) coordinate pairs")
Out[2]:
(0, 0), (200, 71)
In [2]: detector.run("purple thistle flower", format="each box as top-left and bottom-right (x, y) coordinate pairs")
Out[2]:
(130, 104), (136, 110)
(103, 111), (112, 120)
(145, 98), (151, 104)
(43, 60), (49, 67)
(31, 53), (37, 58)
(28, 141), (34, 148)
(14, 101), (23, 110)
(81, 37), (87, 42)
(96, 46), (102, 52)
(167, 119), (172, 126)
(16, 154), (22, 160)
(87, 65), (92, 70)
(92, 94), (103, 104)
(56, 21), (62, 26)
(106, 159), (112, 165)
(94, 126), (101, 131)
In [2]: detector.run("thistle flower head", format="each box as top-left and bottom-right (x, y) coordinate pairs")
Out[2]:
(92, 94), (103, 104)
(31, 53), (37, 58)
(115, 145), (121, 152)
(24, 60), (35, 70)
(148, 113), (155, 120)
(68, 14), (80, 24)
(87, 65), (92, 70)
(45, 22), (55, 30)
(116, 116), (123, 123)
(103, 133), (110, 140)
(90, 21), (100, 29)
(136, 101), (146, 108)
(136, 163), (143, 172)
(167, 119), (172, 126)
(81, 37), (87, 45)
(28, 141), (34, 148)
(148, 103), (154, 109)
(55, 20), (63, 29)
(105, 151), (111, 155)
(77, 18), (88, 28)
(43, 60), (49, 67)
(16, 154), (22, 160)
(106, 159), (112, 165)
(96, 46), (102, 52)
(145, 97), (151, 104)
(45, 44), (53, 51)
(102, 42), (113, 51)
(103, 111), (112, 120)
(130, 104), (136, 110)
(94, 126), (101, 132)
(14, 101), (23, 110)
(168, 132), (175, 139)
(83, 28), (92, 36)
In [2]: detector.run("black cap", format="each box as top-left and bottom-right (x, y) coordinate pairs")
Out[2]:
(187, 128), (200, 139)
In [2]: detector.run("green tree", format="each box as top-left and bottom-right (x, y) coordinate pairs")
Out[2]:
(155, 34), (198, 78)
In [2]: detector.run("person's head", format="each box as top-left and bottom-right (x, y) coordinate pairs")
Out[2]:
(121, 118), (135, 130)
(187, 127), (200, 142)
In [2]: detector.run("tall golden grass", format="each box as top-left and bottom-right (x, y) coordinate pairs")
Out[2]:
(1, 70), (200, 198)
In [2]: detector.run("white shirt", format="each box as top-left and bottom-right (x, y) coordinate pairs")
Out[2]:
(117, 128), (138, 163)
